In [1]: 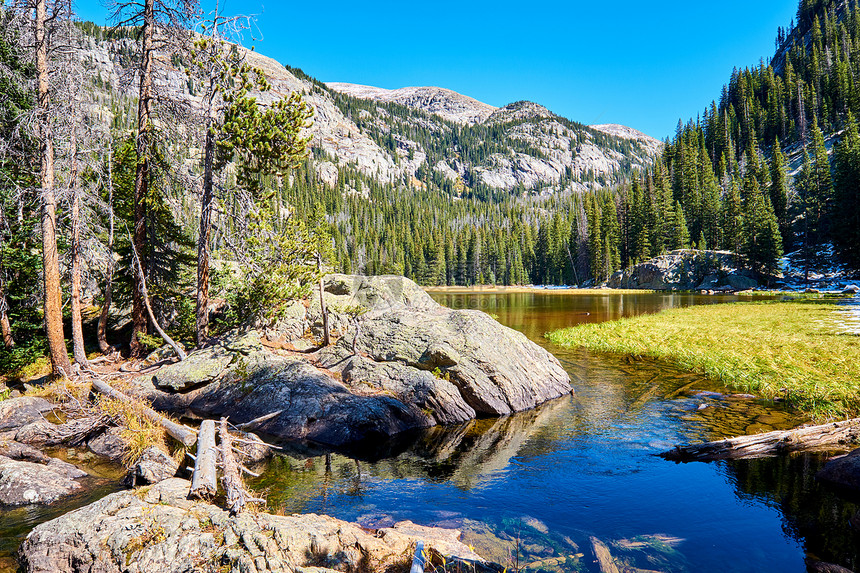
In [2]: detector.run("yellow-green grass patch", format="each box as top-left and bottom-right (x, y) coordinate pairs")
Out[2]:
(547, 300), (860, 420)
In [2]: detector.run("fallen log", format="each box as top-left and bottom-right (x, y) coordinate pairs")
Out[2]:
(91, 379), (197, 448)
(189, 419), (217, 499)
(661, 418), (860, 462)
(219, 418), (263, 515)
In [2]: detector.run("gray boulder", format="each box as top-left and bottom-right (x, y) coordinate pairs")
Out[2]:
(125, 447), (178, 486)
(0, 455), (85, 506)
(136, 275), (571, 447)
(87, 428), (128, 462)
(0, 396), (53, 431)
(19, 478), (494, 573)
(607, 250), (761, 291)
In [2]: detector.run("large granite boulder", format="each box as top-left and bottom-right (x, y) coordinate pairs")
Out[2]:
(608, 250), (760, 291)
(0, 455), (87, 506)
(135, 275), (571, 447)
(19, 478), (496, 573)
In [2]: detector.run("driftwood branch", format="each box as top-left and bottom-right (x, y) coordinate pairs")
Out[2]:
(91, 379), (197, 447)
(661, 418), (860, 462)
(189, 419), (217, 498)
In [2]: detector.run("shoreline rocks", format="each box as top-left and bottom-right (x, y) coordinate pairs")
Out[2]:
(136, 274), (572, 447)
(0, 455), (87, 506)
(608, 250), (760, 291)
(19, 477), (499, 573)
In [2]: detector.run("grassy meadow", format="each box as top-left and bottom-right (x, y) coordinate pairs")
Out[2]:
(547, 300), (860, 420)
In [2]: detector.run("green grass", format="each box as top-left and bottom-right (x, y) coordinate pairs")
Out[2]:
(547, 300), (860, 420)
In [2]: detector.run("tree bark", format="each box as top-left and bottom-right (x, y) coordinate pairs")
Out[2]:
(36, 0), (72, 378)
(91, 379), (197, 447)
(661, 418), (860, 462)
(189, 419), (217, 498)
(0, 278), (14, 349)
(318, 255), (329, 346)
(69, 120), (89, 370)
(97, 139), (115, 354)
(130, 0), (155, 358)
(196, 125), (215, 347)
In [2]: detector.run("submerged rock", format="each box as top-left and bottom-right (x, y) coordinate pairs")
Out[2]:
(816, 448), (860, 493)
(19, 478), (496, 573)
(135, 275), (571, 447)
(0, 455), (86, 506)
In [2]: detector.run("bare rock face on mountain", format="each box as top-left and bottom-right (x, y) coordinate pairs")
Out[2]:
(136, 275), (571, 447)
(607, 250), (760, 291)
(19, 478), (496, 573)
(327, 83), (498, 125)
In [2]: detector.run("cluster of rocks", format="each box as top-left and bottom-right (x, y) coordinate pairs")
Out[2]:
(608, 250), (760, 291)
(137, 274), (571, 447)
(19, 478), (498, 573)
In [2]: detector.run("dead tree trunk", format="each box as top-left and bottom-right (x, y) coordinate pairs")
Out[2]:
(91, 379), (197, 447)
(0, 279), (14, 349)
(129, 235), (187, 361)
(36, 0), (72, 378)
(69, 120), (89, 370)
(661, 418), (860, 462)
(318, 256), (329, 346)
(195, 124), (215, 347)
(97, 139), (115, 354)
(130, 0), (155, 358)
(189, 419), (217, 498)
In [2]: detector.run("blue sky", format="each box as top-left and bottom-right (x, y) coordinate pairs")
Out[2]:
(74, 0), (800, 139)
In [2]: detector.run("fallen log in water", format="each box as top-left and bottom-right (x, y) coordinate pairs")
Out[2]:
(91, 379), (197, 447)
(219, 418), (264, 515)
(189, 419), (217, 499)
(661, 418), (860, 462)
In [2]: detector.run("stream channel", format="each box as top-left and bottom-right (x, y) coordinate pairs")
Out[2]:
(2, 292), (859, 572)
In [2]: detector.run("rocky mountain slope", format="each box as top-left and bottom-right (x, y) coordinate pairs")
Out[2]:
(75, 25), (660, 195)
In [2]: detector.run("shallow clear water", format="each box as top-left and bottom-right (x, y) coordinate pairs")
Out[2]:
(250, 292), (860, 573)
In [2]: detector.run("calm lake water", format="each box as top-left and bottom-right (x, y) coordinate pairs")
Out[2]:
(250, 292), (860, 573)
(2, 293), (858, 572)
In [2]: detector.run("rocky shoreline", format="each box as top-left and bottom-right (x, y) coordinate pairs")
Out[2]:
(0, 274), (573, 571)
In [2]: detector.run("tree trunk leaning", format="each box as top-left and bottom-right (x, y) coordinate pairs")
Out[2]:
(661, 418), (860, 462)
(189, 419), (217, 498)
(91, 379), (197, 447)
(36, 0), (72, 378)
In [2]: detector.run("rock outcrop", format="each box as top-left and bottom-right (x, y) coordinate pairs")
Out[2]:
(0, 397), (54, 431)
(0, 455), (87, 506)
(607, 250), (760, 291)
(19, 478), (496, 573)
(136, 275), (571, 447)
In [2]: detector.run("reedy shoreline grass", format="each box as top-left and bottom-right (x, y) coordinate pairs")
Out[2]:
(547, 300), (860, 420)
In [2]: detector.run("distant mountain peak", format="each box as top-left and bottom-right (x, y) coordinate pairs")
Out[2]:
(487, 101), (556, 124)
(325, 83), (497, 125)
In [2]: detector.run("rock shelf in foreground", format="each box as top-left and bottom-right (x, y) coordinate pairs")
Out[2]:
(19, 478), (496, 573)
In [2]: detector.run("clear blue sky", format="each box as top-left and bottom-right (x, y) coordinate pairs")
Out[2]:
(74, 0), (800, 140)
